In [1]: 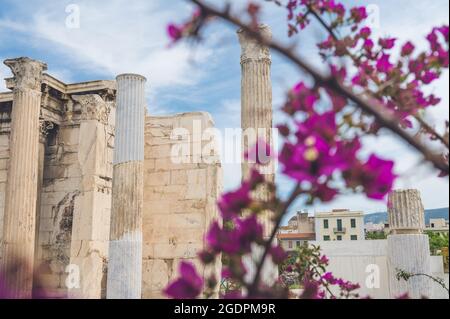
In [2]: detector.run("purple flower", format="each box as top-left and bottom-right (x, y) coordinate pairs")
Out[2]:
(218, 184), (252, 220)
(270, 245), (288, 264)
(165, 262), (203, 299)
(401, 42), (415, 56)
(236, 215), (264, 253)
(167, 24), (183, 42)
(421, 70), (439, 84)
(379, 38), (396, 50)
(376, 54), (393, 73)
(359, 27), (371, 38)
(284, 82), (319, 114)
(363, 39), (374, 51)
(350, 7), (368, 23)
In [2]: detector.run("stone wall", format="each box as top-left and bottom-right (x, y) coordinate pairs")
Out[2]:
(142, 112), (222, 298)
(310, 240), (449, 299)
(35, 95), (116, 298)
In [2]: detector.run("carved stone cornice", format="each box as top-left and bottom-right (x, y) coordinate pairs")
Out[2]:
(237, 25), (272, 64)
(72, 94), (111, 124)
(4, 57), (48, 91)
(39, 120), (55, 143)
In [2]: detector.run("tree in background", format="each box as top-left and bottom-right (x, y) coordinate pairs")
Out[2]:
(426, 231), (449, 255)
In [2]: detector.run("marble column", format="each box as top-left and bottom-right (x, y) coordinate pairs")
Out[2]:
(387, 189), (432, 298)
(238, 24), (275, 238)
(238, 26), (278, 289)
(0, 57), (47, 298)
(107, 74), (146, 299)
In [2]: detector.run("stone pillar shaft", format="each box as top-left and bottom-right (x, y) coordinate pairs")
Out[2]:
(107, 74), (146, 299)
(238, 26), (278, 290)
(238, 25), (274, 238)
(1, 57), (47, 298)
(387, 189), (432, 298)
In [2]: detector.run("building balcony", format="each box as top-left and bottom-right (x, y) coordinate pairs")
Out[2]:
(333, 227), (346, 234)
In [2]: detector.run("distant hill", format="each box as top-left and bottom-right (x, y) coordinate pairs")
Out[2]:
(364, 207), (449, 225)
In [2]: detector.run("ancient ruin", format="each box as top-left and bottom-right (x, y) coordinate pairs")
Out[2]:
(0, 25), (275, 299)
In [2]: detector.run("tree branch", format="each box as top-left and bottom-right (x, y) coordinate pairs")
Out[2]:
(190, 0), (449, 175)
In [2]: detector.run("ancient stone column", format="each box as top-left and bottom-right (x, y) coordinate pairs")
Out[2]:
(387, 189), (432, 298)
(238, 24), (275, 238)
(107, 74), (146, 299)
(0, 57), (47, 298)
(238, 26), (278, 289)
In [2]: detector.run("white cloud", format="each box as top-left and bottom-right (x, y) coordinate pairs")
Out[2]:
(0, 0), (214, 107)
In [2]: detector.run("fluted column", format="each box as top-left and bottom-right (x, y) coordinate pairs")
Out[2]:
(238, 24), (275, 238)
(387, 189), (432, 298)
(0, 57), (47, 298)
(107, 74), (146, 299)
(238, 26), (278, 289)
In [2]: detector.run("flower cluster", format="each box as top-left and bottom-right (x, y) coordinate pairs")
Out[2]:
(280, 95), (396, 201)
(283, 244), (360, 299)
(287, 0), (448, 135)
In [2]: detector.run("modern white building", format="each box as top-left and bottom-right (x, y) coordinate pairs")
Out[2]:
(315, 209), (365, 241)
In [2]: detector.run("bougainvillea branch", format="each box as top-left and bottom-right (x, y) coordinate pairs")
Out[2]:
(189, 0), (449, 175)
(165, 0), (449, 300)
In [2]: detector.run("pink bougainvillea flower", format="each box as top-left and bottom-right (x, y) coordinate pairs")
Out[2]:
(248, 168), (265, 189)
(350, 6), (368, 23)
(345, 154), (396, 200)
(319, 255), (330, 265)
(295, 111), (338, 144)
(401, 41), (415, 56)
(352, 74), (368, 87)
(361, 155), (396, 199)
(283, 82), (319, 114)
(321, 272), (337, 284)
(167, 24), (183, 42)
(164, 262), (203, 299)
(311, 183), (339, 202)
(376, 53), (394, 73)
(269, 245), (288, 264)
(281, 135), (349, 183)
(363, 39), (374, 51)
(421, 70), (439, 84)
(359, 26), (371, 38)
(300, 279), (321, 299)
(235, 215), (264, 253)
(206, 221), (239, 254)
(379, 38), (396, 49)
(218, 183), (252, 220)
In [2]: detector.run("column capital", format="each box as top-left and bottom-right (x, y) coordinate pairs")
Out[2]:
(72, 94), (111, 124)
(39, 120), (55, 144)
(388, 189), (425, 234)
(237, 24), (272, 64)
(4, 57), (47, 91)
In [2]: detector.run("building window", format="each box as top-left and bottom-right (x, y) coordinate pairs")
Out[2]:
(351, 219), (356, 228)
(323, 219), (329, 229)
(337, 235), (342, 241)
(323, 235), (330, 241)
(288, 241), (293, 249)
(351, 235), (357, 240)
(337, 219), (343, 231)
(431, 223), (435, 228)
(296, 241), (301, 247)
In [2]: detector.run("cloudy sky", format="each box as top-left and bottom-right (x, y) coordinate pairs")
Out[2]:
(0, 0), (448, 222)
